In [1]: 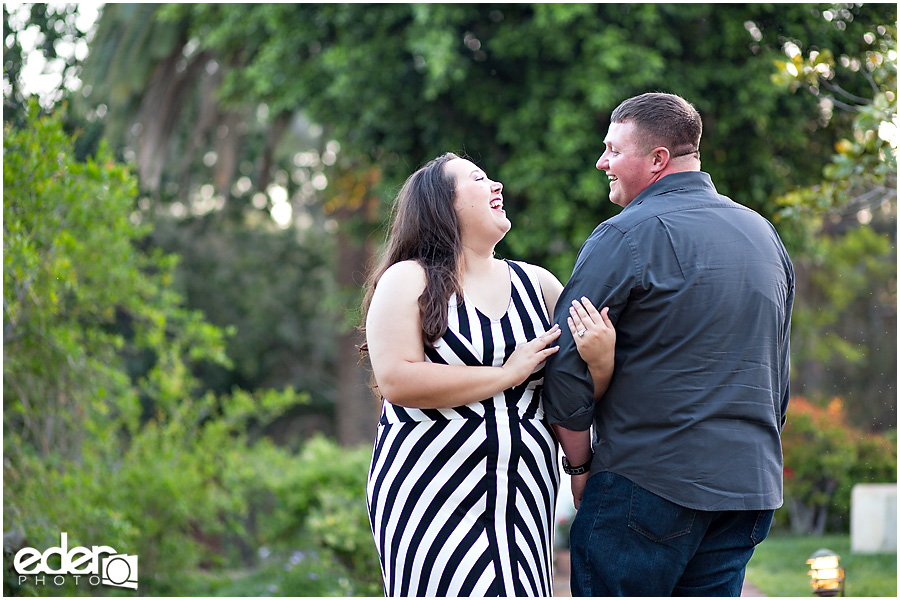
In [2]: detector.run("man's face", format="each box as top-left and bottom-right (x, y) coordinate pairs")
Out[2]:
(596, 121), (656, 208)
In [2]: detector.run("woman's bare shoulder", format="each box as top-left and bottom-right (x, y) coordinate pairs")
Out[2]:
(377, 260), (427, 293)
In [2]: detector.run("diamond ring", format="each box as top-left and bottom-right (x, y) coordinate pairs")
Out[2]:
(577, 329), (587, 338)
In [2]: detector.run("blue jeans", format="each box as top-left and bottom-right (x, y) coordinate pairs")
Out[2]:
(569, 472), (774, 596)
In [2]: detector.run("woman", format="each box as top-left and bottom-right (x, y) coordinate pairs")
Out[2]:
(362, 153), (615, 597)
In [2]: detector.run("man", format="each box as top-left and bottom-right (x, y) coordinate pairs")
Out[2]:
(544, 92), (794, 596)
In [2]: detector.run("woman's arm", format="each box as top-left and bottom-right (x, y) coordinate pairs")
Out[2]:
(566, 298), (616, 400)
(552, 425), (593, 508)
(366, 260), (560, 409)
(533, 265), (564, 320)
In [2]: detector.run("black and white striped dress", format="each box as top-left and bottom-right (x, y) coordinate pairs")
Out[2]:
(367, 260), (559, 597)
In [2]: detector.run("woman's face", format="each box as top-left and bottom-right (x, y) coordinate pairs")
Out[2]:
(444, 158), (510, 248)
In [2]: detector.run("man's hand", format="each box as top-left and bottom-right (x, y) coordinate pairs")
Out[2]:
(571, 472), (590, 509)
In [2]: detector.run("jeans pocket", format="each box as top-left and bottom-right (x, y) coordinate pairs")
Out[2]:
(750, 509), (774, 545)
(627, 481), (696, 542)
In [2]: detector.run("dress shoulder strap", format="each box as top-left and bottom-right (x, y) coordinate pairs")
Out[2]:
(506, 259), (551, 327)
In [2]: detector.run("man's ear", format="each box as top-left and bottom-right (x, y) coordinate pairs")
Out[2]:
(650, 147), (670, 173)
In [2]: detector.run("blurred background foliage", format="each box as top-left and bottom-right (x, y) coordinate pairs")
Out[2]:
(3, 2), (896, 595)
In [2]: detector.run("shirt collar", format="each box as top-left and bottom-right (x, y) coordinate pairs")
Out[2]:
(625, 171), (717, 209)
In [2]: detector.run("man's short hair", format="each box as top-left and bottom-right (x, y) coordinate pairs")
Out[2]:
(611, 92), (702, 157)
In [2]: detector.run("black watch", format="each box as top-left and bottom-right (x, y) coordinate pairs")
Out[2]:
(562, 454), (592, 476)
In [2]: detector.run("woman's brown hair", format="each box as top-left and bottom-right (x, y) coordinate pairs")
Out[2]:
(360, 152), (464, 349)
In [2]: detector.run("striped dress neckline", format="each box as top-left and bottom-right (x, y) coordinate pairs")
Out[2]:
(461, 259), (513, 323)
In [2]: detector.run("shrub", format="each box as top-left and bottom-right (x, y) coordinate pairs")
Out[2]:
(245, 434), (382, 595)
(779, 396), (897, 535)
(2, 101), (381, 598)
(2, 104), (311, 595)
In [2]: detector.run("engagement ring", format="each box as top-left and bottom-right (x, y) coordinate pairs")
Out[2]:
(577, 329), (587, 338)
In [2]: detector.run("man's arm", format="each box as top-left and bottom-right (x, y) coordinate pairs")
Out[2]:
(543, 225), (633, 429)
(543, 225), (635, 507)
(553, 425), (592, 508)
(779, 255), (795, 431)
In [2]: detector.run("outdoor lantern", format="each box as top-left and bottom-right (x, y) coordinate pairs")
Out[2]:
(806, 548), (845, 596)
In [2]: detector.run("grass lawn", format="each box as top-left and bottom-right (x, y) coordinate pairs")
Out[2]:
(746, 532), (897, 596)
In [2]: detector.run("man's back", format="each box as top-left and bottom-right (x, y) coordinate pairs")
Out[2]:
(546, 171), (794, 510)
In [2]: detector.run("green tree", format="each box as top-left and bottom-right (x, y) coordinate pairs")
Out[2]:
(773, 22), (897, 429)
(149, 214), (341, 413)
(72, 3), (896, 440)
(4, 101), (229, 459)
(3, 104), (308, 594)
(174, 3), (893, 269)
(169, 2), (895, 432)
(74, 3), (362, 442)
(75, 3), (385, 445)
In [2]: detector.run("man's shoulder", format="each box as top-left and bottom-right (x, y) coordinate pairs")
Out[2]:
(613, 173), (763, 231)
(602, 193), (679, 233)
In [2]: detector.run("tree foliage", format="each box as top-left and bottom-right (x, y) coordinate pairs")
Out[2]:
(4, 101), (228, 457)
(3, 104), (312, 594)
(67, 2), (897, 434)
(149, 213), (340, 402)
(3, 3), (93, 121)
(772, 21), (897, 427)
(3, 3), (897, 591)
(774, 20), (896, 246)
(780, 397), (896, 535)
(171, 2), (871, 274)
(70, 3), (354, 437)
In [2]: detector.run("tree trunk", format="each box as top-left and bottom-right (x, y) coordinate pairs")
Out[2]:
(329, 162), (384, 447)
(812, 504), (829, 536)
(135, 47), (209, 195)
(789, 498), (815, 534)
(334, 229), (379, 447)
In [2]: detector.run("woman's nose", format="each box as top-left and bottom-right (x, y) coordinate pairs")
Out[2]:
(492, 180), (503, 193)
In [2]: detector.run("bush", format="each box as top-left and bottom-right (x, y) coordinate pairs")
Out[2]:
(4, 386), (308, 596)
(2, 100), (380, 598)
(779, 396), (897, 535)
(2, 105), (310, 595)
(244, 435), (382, 596)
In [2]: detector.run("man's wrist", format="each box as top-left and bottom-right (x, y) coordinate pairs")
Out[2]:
(562, 454), (593, 475)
